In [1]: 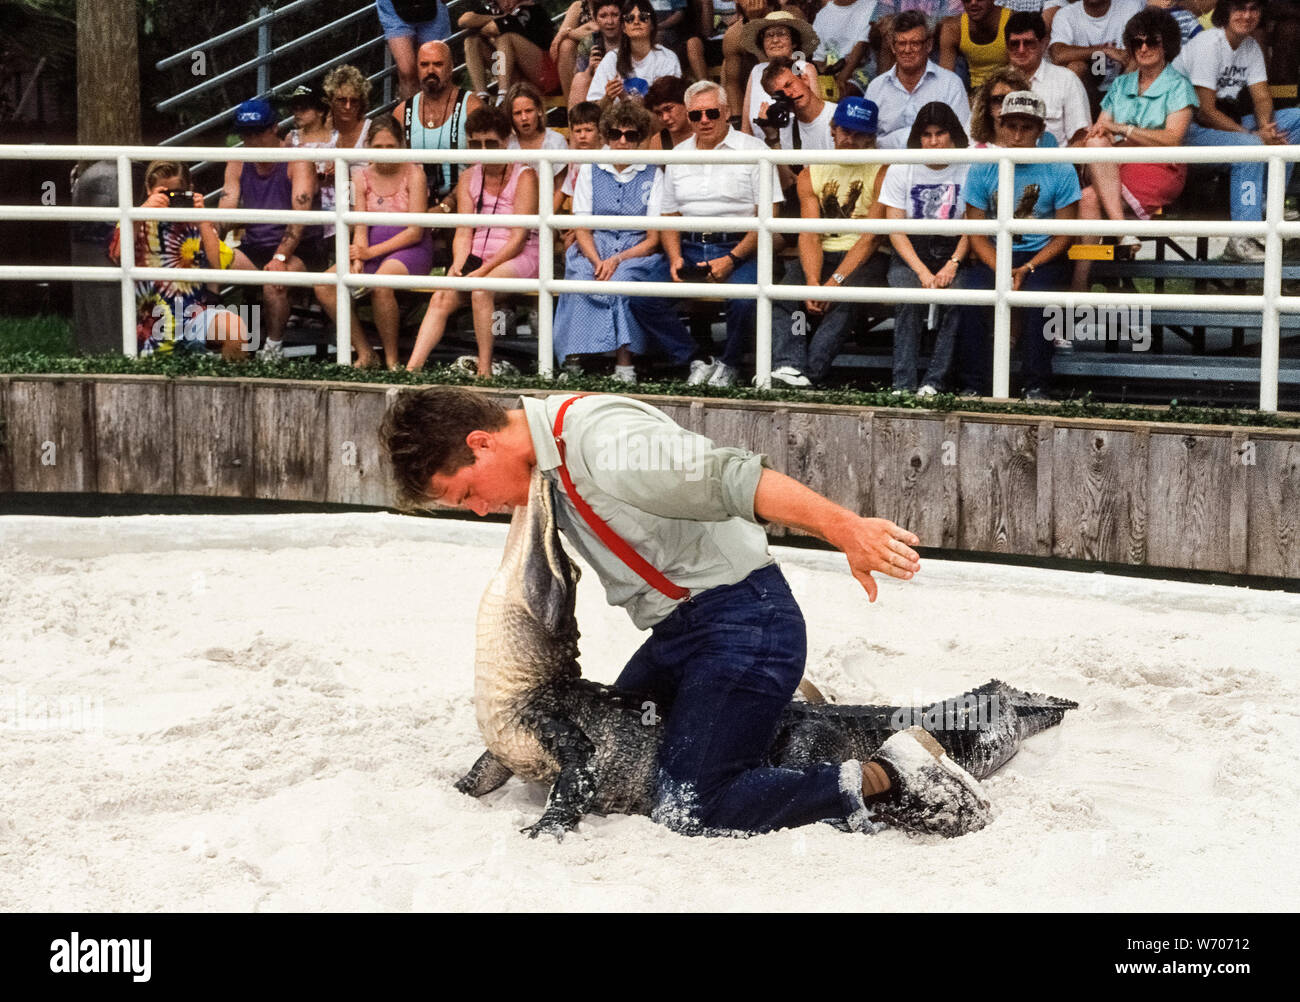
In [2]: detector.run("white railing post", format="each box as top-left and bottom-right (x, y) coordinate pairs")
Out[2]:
(755, 152), (773, 390)
(334, 156), (351, 365)
(992, 155), (1014, 399)
(536, 156), (555, 377)
(1261, 155), (1285, 413)
(116, 154), (137, 357)
(257, 7), (272, 96)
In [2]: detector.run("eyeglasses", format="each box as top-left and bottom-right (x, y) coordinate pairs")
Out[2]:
(623, 10), (650, 22)
(1007, 37), (1038, 50)
(893, 39), (926, 51)
(606, 128), (642, 142)
(468, 139), (502, 149)
(1128, 35), (1159, 51)
(333, 96), (361, 106)
(687, 107), (722, 122)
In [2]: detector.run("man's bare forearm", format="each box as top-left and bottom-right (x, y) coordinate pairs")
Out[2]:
(753, 468), (857, 542)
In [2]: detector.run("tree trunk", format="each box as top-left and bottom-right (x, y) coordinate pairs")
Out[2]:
(76, 0), (141, 145)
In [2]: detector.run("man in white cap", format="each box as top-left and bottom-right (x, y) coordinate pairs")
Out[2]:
(963, 90), (1081, 400)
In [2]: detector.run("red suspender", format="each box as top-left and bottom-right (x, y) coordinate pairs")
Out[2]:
(551, 395), (690, 602)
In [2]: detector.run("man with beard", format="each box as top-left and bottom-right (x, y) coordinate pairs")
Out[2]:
(395, 41), (486, 214)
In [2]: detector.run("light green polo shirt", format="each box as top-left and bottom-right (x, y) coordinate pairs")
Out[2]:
(1101, 65), (1199, 130)
(520, 393), (775, 630)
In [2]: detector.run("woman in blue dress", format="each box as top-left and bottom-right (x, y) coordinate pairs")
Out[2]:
(553, 100), (692, 381)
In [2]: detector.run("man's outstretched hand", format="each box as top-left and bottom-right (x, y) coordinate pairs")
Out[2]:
(826, 515), (921, 602)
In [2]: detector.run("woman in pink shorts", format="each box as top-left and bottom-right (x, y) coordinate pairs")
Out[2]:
(406, 103), (540, 375)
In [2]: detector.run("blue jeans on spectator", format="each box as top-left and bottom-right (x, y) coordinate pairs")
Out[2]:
(681, 239), (757, 369)
(970, 253), (1066, 395)
(888, 254), (972, 391)
(376, 0), (450, 42)
(771, 251), (888, 384)
(1185, 109), (1300, 220)
(615, 564), (868, 835)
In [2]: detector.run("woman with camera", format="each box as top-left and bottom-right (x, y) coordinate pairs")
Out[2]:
(405, 104), (539, 375)
(108, 160), (253, 359)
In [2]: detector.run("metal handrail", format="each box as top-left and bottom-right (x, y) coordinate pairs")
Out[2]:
(6, 142), (1295, 411)
(155, 0), (325, 69)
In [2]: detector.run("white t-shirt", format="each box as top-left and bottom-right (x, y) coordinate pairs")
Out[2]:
(660, 128), (782, 216)
(812, 0), (877, 63)
(880, 162), (969, 219)
(586, 45), (682, 102)
(1049, 0), (1143, 89)
(1173, 27), (1268, 101)
(794, 101), (837, 150)
(508, 128), (569, 176)
(1030, 58), (1093, 146)
(571, 159), (665, 217)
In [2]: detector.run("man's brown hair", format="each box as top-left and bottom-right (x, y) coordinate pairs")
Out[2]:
(381, 388), (510, 507)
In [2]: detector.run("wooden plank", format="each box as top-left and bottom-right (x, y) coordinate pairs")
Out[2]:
(5, 379), (94, 493)
(1129, 427), (1150, 567)
(1229, 431), (1250, 575)
(252, 384), (329, 502)
(871, 415), (947, 545)
(1036, 420), (1054, 557)
(958, 420), (1039, 554)
(326, 387), (395, 507)
(1146, 431), (1231, 571)
(173, 382), (254, 498)
(0, 380), (12, 493)
(1052, 427), (1148, 564)
(1246, 439), (1300, 578)
(941, 415), (961, 549)
(91, 380), (175, 495)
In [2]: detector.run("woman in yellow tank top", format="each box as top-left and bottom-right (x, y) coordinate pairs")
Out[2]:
(960, 0), (1012, 90)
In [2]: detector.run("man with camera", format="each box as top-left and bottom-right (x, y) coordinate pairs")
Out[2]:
(459, 0), (560, 96)
(219, 99), (319, 357)
(755, 55), (837, 151)
(660, 81), (782, 388)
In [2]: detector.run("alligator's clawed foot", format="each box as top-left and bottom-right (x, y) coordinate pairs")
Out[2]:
(521, 818), (573, 840)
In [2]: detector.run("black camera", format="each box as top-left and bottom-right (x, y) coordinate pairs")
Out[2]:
(678, 260), (713, 282)
(167, 189), (195, 208)
(755, 93), (795, 131)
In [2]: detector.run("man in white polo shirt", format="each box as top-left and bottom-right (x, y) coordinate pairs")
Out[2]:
(1006, 10), (1092, 145)
(865, 10), (971, 148)
(660, 80), (783, 388)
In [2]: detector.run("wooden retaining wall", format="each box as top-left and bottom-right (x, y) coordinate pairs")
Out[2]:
(1, 374), (1298, 580)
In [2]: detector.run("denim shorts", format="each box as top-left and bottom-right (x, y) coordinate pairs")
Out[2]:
(376, 0), (451, 43)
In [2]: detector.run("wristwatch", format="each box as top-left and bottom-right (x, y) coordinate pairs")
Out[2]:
(273, 252), (288, 263)
(727, 251), (742, 268)
(831, 272), (846, 285)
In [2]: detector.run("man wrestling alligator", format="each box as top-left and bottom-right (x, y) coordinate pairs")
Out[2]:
(383, 388), (1005, 838)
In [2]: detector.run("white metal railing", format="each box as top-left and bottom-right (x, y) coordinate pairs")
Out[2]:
(3, 142), (1298, 410)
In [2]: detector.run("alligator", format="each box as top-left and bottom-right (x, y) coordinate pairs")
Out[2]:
(456, 467), (1077, 838)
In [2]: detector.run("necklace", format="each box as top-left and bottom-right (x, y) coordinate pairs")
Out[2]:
(421, 86), (455, 129)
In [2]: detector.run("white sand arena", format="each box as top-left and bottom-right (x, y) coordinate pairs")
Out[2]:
(1, 511), (1296, 912)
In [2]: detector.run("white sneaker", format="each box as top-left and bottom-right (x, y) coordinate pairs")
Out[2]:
(1223, 237), (1266, 263)
(451, 355), (479, 375)
(490, 359), (518, 378)
(613, 364), (636, 383)
(770, 365), (811, 388)
(707, 362), (737, 387)
(260, 338), (284, 360)
(686, 357), (717, 386)
(916, 384), (938, 398)
(561, 356), (584, 378)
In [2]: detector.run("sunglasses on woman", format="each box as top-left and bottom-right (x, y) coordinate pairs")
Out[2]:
(1128, 36), (1159, 51)
(468, 139), (502, 149)
(687, 107), (722, 122)
(606, 127), (642, 142)
(623, 9), (650, 22)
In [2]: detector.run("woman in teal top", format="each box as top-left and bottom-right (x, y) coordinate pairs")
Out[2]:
(1072, 7), (1197, 292)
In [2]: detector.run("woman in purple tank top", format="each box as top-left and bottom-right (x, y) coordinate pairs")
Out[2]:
(313, 116), (432, 368)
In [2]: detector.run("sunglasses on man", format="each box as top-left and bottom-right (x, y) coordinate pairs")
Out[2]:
(687, 107), (722, 122)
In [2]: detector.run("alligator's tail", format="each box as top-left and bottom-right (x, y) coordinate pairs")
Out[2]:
(997, 679), (1078, 740)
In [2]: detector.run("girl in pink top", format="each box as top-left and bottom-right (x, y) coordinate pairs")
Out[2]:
(406, 104), (540, 375)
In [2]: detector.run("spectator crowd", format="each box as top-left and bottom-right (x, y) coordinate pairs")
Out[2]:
(119, 0), (1300, 400)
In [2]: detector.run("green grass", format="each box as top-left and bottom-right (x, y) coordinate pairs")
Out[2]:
(0, 314), (74, 356)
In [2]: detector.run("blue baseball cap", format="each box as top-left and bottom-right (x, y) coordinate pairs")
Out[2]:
(832, 97), (878, 136)
(233, 98), (276, 132)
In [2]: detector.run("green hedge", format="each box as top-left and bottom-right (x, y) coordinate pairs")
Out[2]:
(0, 348), (1297, 429)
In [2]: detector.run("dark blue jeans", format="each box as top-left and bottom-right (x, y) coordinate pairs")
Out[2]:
(616, 564), (861, 835)
(680, 239), (757, 368)
(969, 253), (1065, 394)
